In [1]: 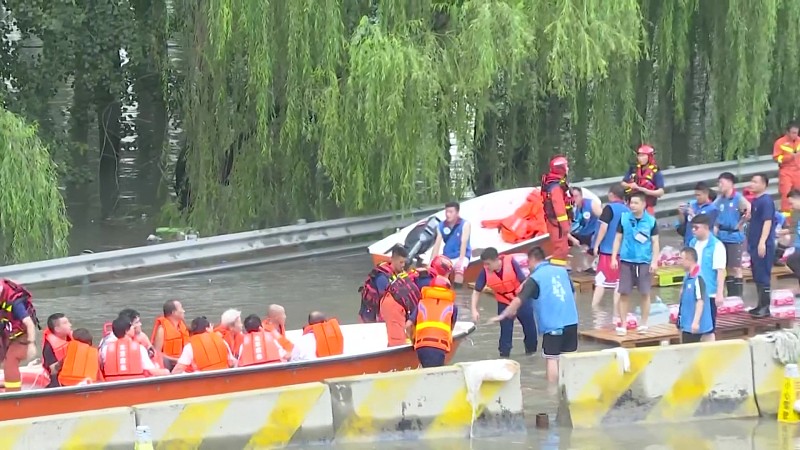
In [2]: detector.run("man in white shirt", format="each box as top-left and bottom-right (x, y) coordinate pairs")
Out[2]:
(99, 308), (151, 352)
(689, 214), (727, 342)
(100, 317), (168, 376)
(173, 316), (236, 373)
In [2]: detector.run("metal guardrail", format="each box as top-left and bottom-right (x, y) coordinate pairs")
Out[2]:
(0, 156), (778, 287)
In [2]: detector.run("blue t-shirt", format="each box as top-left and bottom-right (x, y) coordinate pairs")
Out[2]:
(473, 258), (527, 291)
(748, 194), (776, 249)
(373, 273), (390, 295)
(11, 301), (28, 321)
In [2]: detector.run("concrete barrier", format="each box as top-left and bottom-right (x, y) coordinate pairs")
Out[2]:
(133, 382), (334, 448)
(558, 339), (758, 428)
(749, 334), (795, 416)
(0, 407), (136, 449)
(326, 360), (525, 443)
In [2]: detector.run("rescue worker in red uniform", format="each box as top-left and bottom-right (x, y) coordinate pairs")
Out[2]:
(541, 155), (574, 267)
(358, 245), (408, 323)
(621, 145), (665, 215)
(470, 248), (535, 357)
(773, 122), (800, 223)
(409, 276), (458, 368)
(0, 279), (39, 392)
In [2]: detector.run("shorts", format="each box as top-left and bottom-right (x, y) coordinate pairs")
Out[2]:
(595, 253), (620, 288)
(450, 256), (469, 275)
(723, 242), (743, 269)
(542, 324), (578, 358)
(681, 332), (703, 344)
(571, 233), (593, 246)
(617, 261), (652, 295)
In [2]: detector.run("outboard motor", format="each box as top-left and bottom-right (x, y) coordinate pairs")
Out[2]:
(405, 216), (441, 268)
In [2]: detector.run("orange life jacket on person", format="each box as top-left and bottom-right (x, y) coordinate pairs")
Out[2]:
(189, 332), (229, 372)
(628, 163), (660, 207)
(541, 178), (575, 226)
(414, 286), (455, 352)
(43, 328), (71, 362)
(58, 341), (101, 387)
(151, 316), (189, 358)
(481, 190), (547, 244)
(103, 337), (146, 381)
(302, 318), (344, 358)
(238, 331), (282, 367)
(214, 325), (244, 358)
(484, 255), (523, 305)
(0, 279), (40, 340)
(262, 321), (294, 353)
(358, 262), (395, 322)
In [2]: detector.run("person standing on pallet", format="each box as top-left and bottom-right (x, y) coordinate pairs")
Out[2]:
(676, 182), (718, 247)
(470, 247), (536, 358)
(489, 247), (578, 387)
(590, 185), (630, 309)
(540, 155), (574, 268)
(621, 145), (665, 215)
(714, 172), (750, 298)
(610, 191), (660, 336)
(688, 214), (726, 341)
(676, 247), (714, 344)
(747, 174), (776, 318)
(773, 122), (800, 225)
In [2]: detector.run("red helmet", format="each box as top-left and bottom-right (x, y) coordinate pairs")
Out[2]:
(430, 276), (452, 289)
(429, 255), (454, 277)
(637, 144), (655, 155)
(549, 155), (569, 174)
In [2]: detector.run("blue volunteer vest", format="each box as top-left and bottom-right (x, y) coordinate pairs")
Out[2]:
(572, 199), (599, 237)
(594, 202), (630, 255)
(529, 262), (578, 334)
(795, 220), (800, 251)
(438, 219), (472, 259)
(689, 235), (720, 298)
(681, 201), (718, 246)
(619, 212), (657, 264)
(678, 269), (714, 335)
(714, 192), (744, 244)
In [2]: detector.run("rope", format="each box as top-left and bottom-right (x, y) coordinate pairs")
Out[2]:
(764, 327), (800, 365)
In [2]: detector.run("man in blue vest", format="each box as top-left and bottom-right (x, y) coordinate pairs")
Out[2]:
(747, 174), (776, 318)
(677, 182), (718, 247)
(430, 202), (472, 287)
(610, 191), (660, 336)
(781, 189), (800, 284)
(677, 247), (714, 343)
(488, 246), (578, 387)
(590, 185), (630, 308)
(713, 172), (751, 298)
(689, 214), (727, 341)
(569, 187), (601, 272)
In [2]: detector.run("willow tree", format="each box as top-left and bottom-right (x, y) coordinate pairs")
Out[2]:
(0, 107), (70, 263)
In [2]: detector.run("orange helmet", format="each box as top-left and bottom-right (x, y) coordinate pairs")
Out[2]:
(430, 275), (452, 289)
(637, 144), (655, 155)
(549, 155), (569, 174)
(429, 255), (454, 277)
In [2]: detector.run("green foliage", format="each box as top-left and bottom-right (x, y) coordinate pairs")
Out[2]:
(0, 107), (70, 263)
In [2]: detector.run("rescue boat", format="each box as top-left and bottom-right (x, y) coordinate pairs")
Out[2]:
(368, 187), (600, 283)
(0, 321), (475, 421)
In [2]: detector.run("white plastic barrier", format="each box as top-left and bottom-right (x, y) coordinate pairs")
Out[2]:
(326, 360), (525, 443)
(0, 407), (136, 449)
(559, 340), (759, 428)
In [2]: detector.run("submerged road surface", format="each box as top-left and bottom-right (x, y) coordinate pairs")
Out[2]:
(33, 233), (799, 449)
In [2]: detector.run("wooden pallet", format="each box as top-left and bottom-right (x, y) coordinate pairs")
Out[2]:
(579, 323), (681, 348)
(741, 265), (794, 283)
(714, 311), (795, 340)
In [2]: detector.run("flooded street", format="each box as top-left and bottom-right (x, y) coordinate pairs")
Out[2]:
(31, 230), (800, 449)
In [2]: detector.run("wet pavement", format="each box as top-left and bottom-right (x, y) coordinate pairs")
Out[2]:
(31, 230), (800, 448)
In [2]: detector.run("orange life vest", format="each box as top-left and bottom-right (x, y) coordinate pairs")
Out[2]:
(484, 255), (522, 305)
(103, 337), (146, 381)
(43, 328), (71, 362)
(151, 316), (189, 358)
(629, 164), (659, 206)
(214, 325), (244, 358)
(542, 179), (575, 225)
(481, 190), (547, 244)
(189, 332), (229, 372)
(0, 279), (40, 340)
(302, 318), (344, 358)
(58, 341), (101, 387)
(262, 321), (294, 353)
(238, 331), (282, 367)
(414, 286), (455, 352)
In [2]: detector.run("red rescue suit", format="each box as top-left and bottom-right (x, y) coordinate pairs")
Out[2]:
(774, 134), (800, 221)
(541, 176), (573, 267)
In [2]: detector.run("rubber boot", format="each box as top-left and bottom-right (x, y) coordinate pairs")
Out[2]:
(749, 285), (771, 318)
(733, 278), (745, 298)
(725, 276), (736, 298)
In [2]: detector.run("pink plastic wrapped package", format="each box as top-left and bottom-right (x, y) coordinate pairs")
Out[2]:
(668, 304), (680, 323)
(717, 297), (745, 315)
(769, 305), (796, 319)
(771, 289), (795, 307)
(614, 313), (639, 330)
